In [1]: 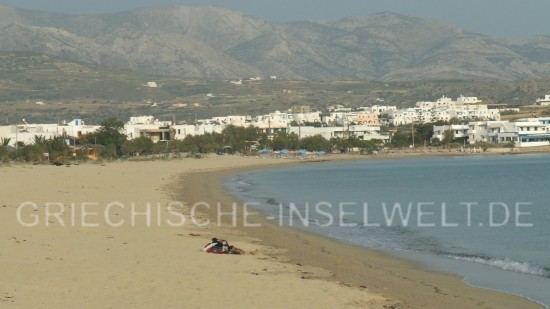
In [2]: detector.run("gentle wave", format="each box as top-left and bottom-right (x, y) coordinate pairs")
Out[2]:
(447, 255), (550, 278)
(237, 180), (252, 186)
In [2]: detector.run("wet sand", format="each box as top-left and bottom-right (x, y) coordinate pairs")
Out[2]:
(181, 155), (545, 309)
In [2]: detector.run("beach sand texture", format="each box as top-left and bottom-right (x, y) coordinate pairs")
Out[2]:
(0, 156), (543, 308)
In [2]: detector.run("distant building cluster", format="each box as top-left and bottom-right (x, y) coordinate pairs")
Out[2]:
(0, 119), (100, 146)
(172, 109), (388, 142)
(386, 95), (500, 125)
(0, 108), (389, 147)
(3, 94), (550, 149)
(433, 118), (550, 147)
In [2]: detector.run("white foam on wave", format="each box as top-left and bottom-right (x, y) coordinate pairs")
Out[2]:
(448, 255), (549, 277)
(237, 180), (251, 186)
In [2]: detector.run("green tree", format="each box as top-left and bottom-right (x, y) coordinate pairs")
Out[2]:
(221, 125), (263, 153)
(271, 132), (289, 150)
(414, 123), (434, 146)
(442, 129), (454, 145)
(122, 136), (155, 156)
(100, 144), (118, 159)
(0, 138), (11, 162)
(330, 137), (351, 153)
(359, 139), (383, 154)
(47, 137), (70, 160)
(83, 117), (127, 157)
(390, 131), (410, 148)
(270, 132), (300, 150)
(301, 135), (331, 152)
(20, 144), (44, 162)
(431, 137), (442, 146)
(1, 137), (11, 147)
(181, 133), (224, 154)
(504, 141), (515, 150)
(179, 135), (200, 153)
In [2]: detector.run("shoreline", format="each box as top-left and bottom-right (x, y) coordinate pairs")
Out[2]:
(179, 154), (546, 309)
(0, 151), (546, 307)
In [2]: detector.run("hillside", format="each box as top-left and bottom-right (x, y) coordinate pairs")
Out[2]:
(1, 5), (550, 80)
(2, 52), (550, 124)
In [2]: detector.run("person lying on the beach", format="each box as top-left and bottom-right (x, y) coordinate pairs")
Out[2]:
(203, 238), (226, 254)
(203, 238), (243, 254)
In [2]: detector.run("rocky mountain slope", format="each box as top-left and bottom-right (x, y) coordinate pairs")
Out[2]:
(1, 5), (550, 80)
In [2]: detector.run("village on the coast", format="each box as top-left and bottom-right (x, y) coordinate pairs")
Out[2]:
(1, 94), (550, 157)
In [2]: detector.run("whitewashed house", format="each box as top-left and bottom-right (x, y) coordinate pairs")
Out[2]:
(536, 95), (550, 106)
(292, 112), (322, 124)
(432, 124), (469, 141)
(288, 125), (388, 142)
(456, 95), (482, 104)
(0, 119), (100, 146)
(125, 116), (172, 142)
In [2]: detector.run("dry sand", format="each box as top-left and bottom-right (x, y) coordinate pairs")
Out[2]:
(0, 154), (544, 308)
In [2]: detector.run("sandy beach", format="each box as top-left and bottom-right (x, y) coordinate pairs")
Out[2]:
(0, 154), (545, 308)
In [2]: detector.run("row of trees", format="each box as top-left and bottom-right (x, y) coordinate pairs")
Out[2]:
(78, 118), (385, 156)
(1, 136), (73, 162)
(1, 117), (473, 163)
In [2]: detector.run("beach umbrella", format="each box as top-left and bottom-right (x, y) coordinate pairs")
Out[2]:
(257, 148), (271, 155)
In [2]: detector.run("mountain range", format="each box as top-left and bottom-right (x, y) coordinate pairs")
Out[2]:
(1, 4), (550, 81)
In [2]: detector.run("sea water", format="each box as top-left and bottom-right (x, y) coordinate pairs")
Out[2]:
(225, 154), (550, 307)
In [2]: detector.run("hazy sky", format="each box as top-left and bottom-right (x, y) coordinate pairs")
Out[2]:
(0, 0), (546, 38)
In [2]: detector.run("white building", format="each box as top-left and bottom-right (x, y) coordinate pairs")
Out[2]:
(210, 115), (250, 126)
(388, 108), (419, 126)
(431, 109), (451, 123)
(288, 125), (388, 142)
(511, 118), (550, 147)
(433, 118), (550, 148)
(456, 95), (482, 104)
(434, 95), (455, 108)
(389, 99), (499, 126)
(467, 121), (518, 144)
(416, 101), (435, 109)
(0, 119), (100, 147)
(292, 112), (322, 124)
(172, 124), (224, 139)
(357, 105), (397, 113)
(432, 124), (469, 141)
(125, 116), (172, 142)
(329, 105), (352, 113)
(536, 95), (550, 106)
(250, 111), (291, 136)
